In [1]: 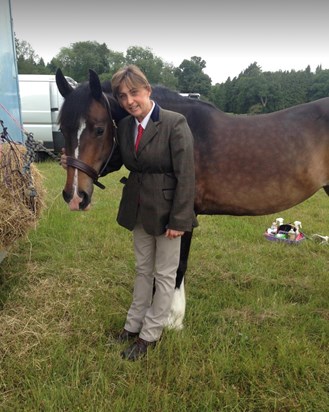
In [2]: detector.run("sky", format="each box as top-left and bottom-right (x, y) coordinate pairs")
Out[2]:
(10, 0), (329, 85)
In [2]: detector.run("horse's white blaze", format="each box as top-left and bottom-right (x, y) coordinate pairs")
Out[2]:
(68, 121), (85, 211)
(166, 279), (186, 330)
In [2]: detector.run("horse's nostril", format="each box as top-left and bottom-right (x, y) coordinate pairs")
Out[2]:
(78, 191), (91, 210)
(62, 190), (72, 203)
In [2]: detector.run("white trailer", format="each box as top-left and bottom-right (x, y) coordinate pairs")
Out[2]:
(18, 74), (77, 155)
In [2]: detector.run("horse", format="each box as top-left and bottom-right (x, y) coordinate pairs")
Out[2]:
(55, 68), (329, 329)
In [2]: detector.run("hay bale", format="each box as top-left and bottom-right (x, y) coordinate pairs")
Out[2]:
(0, 143), (45, 251)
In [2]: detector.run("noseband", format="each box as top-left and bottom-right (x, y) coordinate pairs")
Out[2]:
(66, 156), (107, 189)
(66, 93), (117, 190)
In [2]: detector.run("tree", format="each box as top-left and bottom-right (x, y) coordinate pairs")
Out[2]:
(209, 83), (226, 110)
(15, 37), (50, 74)
(308, 69), (329, 100)
(190, 56), (206, 69)
(227, 62), (266, 113)
(123, 46), (176, 88)
(276, 69), (312, 108)
(126, 46), (159, 77)
(125, 46), (160, 84)
(218, 62), (313, 114)
(99, 50), (126, 83)
(159, 64), (178, 90)
(51, 41), (111, 82)
(175, 56), (212, 97)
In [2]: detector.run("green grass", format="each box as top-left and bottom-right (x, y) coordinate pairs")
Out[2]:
(0, 160), (328, 412)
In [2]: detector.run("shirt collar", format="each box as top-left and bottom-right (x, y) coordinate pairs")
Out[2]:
(135, 100), (155, 130)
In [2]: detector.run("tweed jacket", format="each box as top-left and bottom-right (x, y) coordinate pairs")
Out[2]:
(102, 103), (196, 236)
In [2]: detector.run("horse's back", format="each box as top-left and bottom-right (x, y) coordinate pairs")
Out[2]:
(190, 98), (329, 215)
(141, 87), (329, 215)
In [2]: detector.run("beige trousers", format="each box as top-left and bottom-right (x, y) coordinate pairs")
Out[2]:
(124, 221), (181, 342)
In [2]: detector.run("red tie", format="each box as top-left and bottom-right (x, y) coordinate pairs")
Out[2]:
(135, 124), (144, 151)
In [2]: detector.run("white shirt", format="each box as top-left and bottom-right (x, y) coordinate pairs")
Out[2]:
(134, 100), (155, 143)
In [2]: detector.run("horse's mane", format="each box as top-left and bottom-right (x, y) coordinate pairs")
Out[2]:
(101, 81), (112, 94)
(58, 80), (217, 129)
(151, 85), (185, 101)
(101, 80), (217, 110)
(151, 85), (217, 110)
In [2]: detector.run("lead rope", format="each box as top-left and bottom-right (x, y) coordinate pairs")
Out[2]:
(23, 130), (60, 168)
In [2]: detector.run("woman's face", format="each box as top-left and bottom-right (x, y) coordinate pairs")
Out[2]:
(117, 81), (152, 122)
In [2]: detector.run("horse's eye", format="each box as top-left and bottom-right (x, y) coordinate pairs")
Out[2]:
(95, 127), (104, 136)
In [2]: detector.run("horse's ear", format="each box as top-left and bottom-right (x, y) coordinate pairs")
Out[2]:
(56, 68), (73, 98)
(89, 69), (103, 101)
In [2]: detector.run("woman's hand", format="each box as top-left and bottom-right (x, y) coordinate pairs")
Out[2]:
(165, 229), (185, 239)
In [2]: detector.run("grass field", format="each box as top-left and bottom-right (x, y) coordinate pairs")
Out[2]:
(0, 160), (328, 411)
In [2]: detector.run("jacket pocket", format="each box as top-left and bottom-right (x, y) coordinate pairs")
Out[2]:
(162, 189), (175, 200)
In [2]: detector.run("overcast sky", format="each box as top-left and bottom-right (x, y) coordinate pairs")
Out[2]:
(10, 0), (329, 84)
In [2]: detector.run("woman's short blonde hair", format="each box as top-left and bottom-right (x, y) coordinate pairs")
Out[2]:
(111, 65), (151, 99)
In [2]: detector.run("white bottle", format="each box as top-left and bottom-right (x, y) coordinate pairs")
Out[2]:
(293, 221), (302, 240)
(267, 221), (278, 234)
(276, 217), (284, 228)
(294, 221), (302, 235)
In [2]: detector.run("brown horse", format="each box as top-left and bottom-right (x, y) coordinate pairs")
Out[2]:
(56, 69), (329, 215)
(56, 68), (329, 328)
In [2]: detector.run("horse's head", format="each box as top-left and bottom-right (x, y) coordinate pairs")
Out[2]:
(56, 68), (117, 211)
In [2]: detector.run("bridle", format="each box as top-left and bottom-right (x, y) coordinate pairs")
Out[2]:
(65, 93), (117, 190)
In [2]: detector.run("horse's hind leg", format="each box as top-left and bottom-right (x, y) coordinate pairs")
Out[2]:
(324, 185), (329, 196)
(167, 230), (194, 330)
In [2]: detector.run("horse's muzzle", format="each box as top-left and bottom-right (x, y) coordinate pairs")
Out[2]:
(62, 190), (91, 211)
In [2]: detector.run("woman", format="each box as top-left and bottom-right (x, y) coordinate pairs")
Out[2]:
(63, 65), (196, 361)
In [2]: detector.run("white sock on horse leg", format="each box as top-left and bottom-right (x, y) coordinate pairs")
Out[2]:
(166, 278), (186, 330)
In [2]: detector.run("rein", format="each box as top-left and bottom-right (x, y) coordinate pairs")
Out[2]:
(66, 93), (117, 190)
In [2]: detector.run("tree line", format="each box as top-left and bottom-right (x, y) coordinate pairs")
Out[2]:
(16, 38), (329, 114)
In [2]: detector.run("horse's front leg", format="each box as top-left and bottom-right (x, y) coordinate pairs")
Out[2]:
(167, 230), (194, 330)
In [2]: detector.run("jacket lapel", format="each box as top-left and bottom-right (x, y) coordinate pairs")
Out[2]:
(122, 116), (135, 156)
(136, 103), (161, 155)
